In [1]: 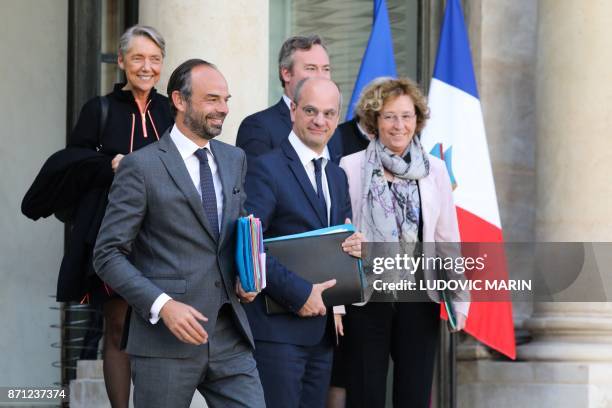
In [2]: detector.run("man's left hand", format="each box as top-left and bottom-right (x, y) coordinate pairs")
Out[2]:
(235, 278), (258, 303)
(342, 218), (365, 258)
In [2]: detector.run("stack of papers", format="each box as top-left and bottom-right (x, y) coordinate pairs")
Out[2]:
(235, 215), (266, 292)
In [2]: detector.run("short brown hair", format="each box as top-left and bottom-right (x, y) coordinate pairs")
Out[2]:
(278, 34), (328, 88)
(356, 77), (430, 136)
(166, 59), (217, 117)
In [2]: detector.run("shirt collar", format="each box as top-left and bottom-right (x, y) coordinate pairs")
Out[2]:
(288, 131), (330, 167)
(282, 94), (293, 111)
(356, 120), (372, 141)
(170, 124), (213, 160)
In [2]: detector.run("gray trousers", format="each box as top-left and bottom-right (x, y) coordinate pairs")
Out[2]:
(130, 304), (265, 408)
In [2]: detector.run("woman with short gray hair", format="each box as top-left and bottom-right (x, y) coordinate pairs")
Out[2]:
(66, 24), (172, 408)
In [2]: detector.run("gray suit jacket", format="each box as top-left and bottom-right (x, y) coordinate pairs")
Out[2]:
(93, 131), (253, 358)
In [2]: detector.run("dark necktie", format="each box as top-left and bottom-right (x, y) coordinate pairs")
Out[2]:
(312, 158), (328, 226)
(194, 148), (219, 239)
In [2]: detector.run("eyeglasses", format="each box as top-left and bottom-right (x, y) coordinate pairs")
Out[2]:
(301, 105), (338, 120)
(380, 112), (417, 124)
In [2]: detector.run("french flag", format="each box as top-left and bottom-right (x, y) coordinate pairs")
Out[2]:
(346, 0), (397, 120)
(421, 0), (516, 359)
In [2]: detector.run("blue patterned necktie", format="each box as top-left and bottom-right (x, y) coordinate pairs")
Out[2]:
(312, 158), (328, 226)
(194, 148), (219, 239)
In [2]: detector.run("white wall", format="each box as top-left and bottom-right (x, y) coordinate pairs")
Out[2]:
(139, 0), (270, 145)
(0, 0), (67, 387)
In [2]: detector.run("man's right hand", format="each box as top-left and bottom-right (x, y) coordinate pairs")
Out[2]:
(298, 279), (336, 317)
(159, 299), (209, 345)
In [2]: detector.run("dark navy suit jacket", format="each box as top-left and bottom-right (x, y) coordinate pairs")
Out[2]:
(236, 97), (343, 164)
(243, 139), (352, 346)
(338, 117), (370, 156)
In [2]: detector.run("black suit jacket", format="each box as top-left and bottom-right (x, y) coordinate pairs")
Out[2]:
(236, 97), (343, 164)
(338, 117), (371, 157)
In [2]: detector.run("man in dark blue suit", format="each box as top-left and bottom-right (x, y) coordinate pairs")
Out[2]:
(236, 35), (343, 164)
(243, 77), (363, 408)
(338, 115), (375, 157)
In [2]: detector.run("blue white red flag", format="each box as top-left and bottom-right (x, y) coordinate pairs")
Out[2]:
(421, 0), (516, 359)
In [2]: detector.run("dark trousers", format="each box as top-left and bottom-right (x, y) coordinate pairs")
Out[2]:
(254, 338), (333, 408)
(343, 302), (440, 408)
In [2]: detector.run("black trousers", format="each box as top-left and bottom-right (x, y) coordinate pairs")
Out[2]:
(343, 302), (440, 408)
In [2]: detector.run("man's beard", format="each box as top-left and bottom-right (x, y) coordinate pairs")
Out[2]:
(183, 103), (226, 140)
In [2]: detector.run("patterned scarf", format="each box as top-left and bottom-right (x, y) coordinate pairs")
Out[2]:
(360, 137), (430, 244)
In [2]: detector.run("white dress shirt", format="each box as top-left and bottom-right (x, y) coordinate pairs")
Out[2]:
(282, 93), (293, 110)
(288, 131), (331, 225)
(356, 121), (374, 142)
(149, 124), (224, 324)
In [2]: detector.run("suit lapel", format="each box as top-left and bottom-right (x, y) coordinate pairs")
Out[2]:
(327, 128), (343, 164)
(157, 133), (218, 243)
(281, 140), (327, 227)
(209, 140), (234, 245)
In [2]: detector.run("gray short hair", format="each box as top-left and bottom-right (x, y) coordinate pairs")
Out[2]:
(278, 34), (328, 89)
(119, 25), (166, 58)
(293, 77), (343, 112)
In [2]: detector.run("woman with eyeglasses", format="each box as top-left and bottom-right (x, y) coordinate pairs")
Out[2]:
(336, 77), (469, 408)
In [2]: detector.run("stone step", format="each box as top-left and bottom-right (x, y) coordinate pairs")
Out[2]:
(76, 359), (103, 379)
(70, 378), (110, 408)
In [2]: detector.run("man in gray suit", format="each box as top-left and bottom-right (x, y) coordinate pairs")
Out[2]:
(94, 59), (265, 408)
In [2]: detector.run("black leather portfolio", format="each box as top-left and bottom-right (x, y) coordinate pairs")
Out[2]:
(264, 230), (365, 314)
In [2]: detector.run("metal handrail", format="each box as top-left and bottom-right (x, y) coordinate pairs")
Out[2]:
(49, 297), (103, 386)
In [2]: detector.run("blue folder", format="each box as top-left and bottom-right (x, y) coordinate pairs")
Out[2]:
(235, 216), (265, 292)
(263, 224), (356, 243)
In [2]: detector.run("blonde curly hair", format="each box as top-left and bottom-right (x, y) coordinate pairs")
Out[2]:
(355, 77), (430, 136)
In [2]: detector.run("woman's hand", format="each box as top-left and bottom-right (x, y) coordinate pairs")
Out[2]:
(451, 312), (467, 333)
(334, 313), (344, 337)
(111, 154), (125, 173)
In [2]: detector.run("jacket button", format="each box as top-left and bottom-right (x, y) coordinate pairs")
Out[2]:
(214, 281), (222, 288)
